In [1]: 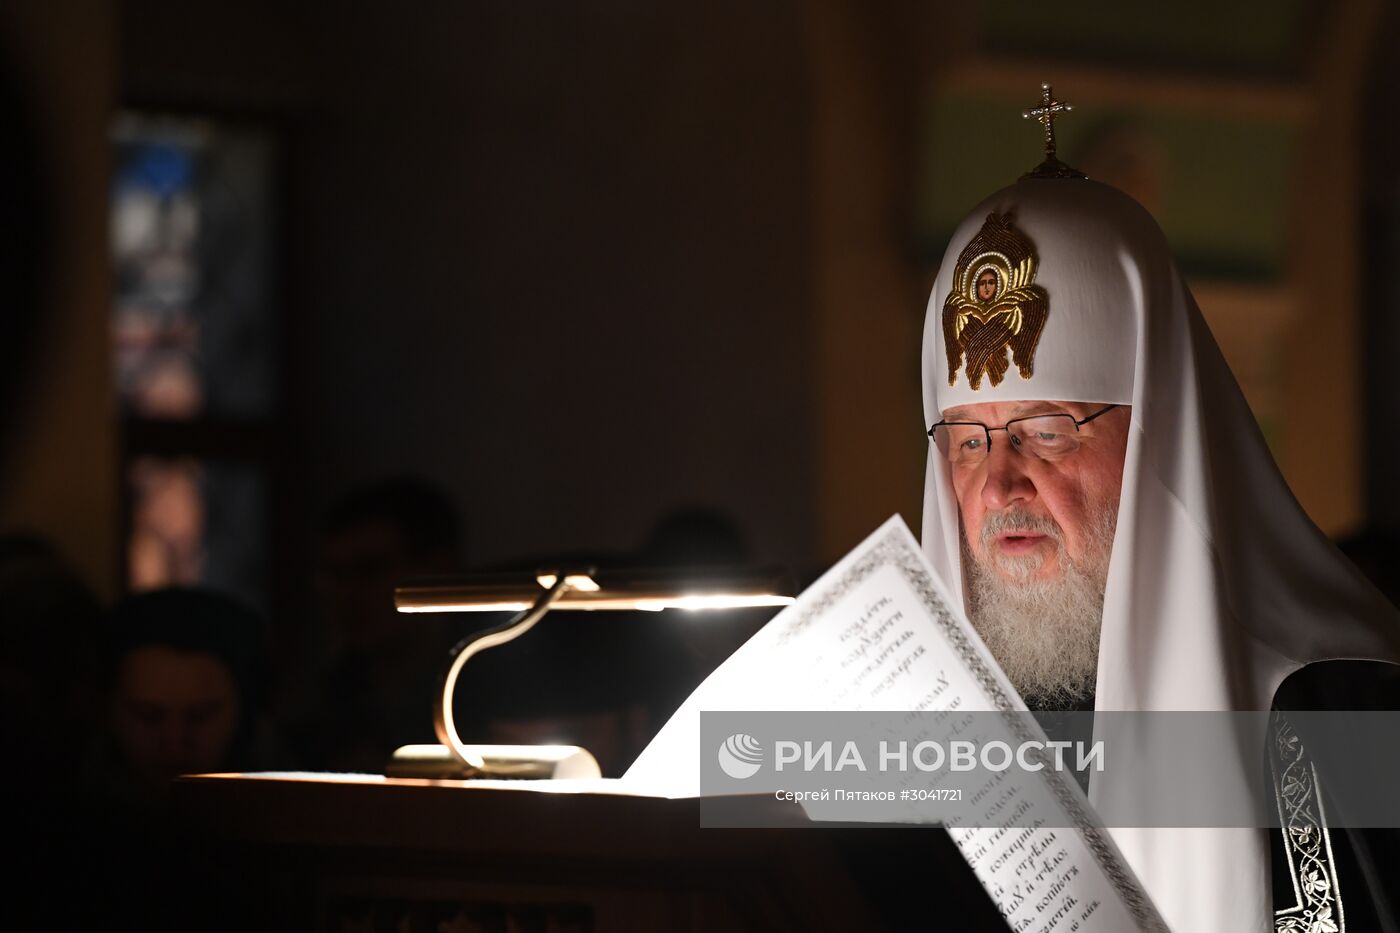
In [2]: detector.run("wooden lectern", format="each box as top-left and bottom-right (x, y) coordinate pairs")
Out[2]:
(175, 773), (1007, 931)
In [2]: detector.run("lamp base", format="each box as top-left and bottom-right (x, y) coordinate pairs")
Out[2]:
(386, 743), (602, 780)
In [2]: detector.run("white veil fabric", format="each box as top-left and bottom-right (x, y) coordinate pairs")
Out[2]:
(920, 178), (1400, 932)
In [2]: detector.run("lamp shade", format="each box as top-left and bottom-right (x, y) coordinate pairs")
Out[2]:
(395, 566), (796, 614)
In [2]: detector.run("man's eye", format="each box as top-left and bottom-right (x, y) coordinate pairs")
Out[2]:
(1027, 431), (1073, 451)
(960, 437), (984, 451)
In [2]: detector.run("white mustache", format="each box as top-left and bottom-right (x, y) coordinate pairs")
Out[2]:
(979, 508), (1064, 548)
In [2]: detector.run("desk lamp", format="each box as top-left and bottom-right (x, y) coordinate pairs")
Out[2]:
(390, 566), (795, 779)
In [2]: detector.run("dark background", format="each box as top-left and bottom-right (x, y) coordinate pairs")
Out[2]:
(3, 3), (1399, 929)
(7, 1), (1400, 619)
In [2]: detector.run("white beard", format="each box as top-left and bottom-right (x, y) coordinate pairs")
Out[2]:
(962, 505), (1117, 707)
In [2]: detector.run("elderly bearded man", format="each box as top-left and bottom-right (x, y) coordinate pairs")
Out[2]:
(931, 398), (1127, 709)
(918, 96), (1400, 933)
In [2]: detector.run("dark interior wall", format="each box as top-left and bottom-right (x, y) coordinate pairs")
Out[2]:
(120, 2), (817, 572)
(0, 0), (117, 599)
(1363, 4), (1400, 531)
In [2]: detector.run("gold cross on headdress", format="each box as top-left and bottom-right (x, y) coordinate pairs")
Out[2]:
(1024, 83), (1070, 160)
(1020, 82), (1087, 180)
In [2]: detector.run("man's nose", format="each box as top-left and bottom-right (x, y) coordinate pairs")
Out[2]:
(980, 437), (1036, 511)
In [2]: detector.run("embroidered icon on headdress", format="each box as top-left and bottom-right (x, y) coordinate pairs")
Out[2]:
(942, 213), (1048, 389)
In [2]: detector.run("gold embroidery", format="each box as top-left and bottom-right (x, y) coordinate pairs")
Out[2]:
(942, 213), (1049, 389)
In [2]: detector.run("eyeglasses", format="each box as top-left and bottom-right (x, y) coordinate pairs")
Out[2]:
(928, 405), (1120, 465)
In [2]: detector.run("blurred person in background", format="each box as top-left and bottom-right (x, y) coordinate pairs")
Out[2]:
(92, 587), (274, 806)
(289, 476), (463, 771)
(0, 534), (104, 787)
(12, 587), (276, 932)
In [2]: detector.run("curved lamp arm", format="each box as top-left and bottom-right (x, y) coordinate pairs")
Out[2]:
(433, 574), (573, 773)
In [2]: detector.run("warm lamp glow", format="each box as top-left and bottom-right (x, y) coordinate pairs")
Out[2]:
(395, 567), (795, 614)
(629, 593), (797, 611)
(391, 565), (796, 778)
(398, 591), (795, 613)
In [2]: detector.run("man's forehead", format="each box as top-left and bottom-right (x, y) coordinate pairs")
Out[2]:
(941, 399), (1087, 421)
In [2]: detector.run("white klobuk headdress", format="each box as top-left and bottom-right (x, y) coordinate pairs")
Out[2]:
(920, 154), (1400, 929)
